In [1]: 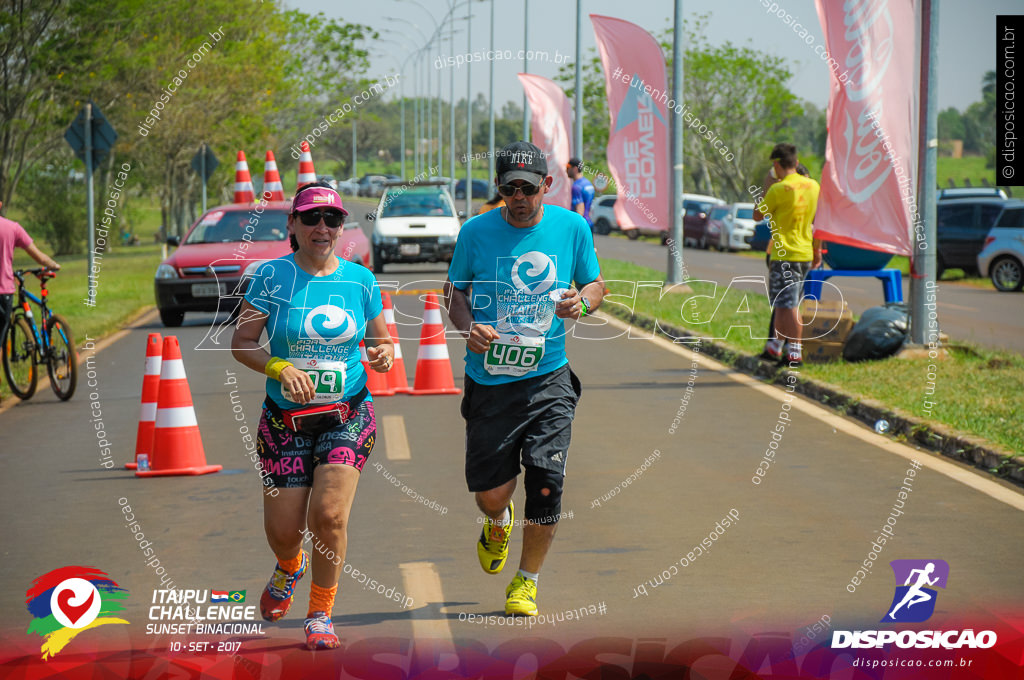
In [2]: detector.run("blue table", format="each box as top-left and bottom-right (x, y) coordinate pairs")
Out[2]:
(803, 268), (903, 303)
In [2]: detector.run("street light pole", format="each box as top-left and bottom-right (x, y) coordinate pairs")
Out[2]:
(522, 0), (530, 140)
(488, 0), (496, 182)
(574, 0), (583, 158)
(466, 11), (473, 216)
(667, 0), (685, 285)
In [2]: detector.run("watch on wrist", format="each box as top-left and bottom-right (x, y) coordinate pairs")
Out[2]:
(580, 297), (590, 316)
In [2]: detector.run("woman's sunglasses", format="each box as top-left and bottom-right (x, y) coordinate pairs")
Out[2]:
(294, 209), (345, 228)
(497, 183), (541, 198)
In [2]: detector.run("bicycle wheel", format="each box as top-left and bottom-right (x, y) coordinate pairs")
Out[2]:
(2, 316), (38, 399)
(46, 314), (77, 401)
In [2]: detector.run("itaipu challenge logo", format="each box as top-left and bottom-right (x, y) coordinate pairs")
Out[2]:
(25, 567), (129, 659)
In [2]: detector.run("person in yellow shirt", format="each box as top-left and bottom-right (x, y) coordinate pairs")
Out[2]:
(753, 144), (821, 367)
(476, 193), (505, 215)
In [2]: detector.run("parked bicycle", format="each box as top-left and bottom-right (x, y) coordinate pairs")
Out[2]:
(1, 268), (77, 401)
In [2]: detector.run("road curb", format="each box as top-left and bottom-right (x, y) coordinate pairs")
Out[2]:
(605, 307), (1024, 486)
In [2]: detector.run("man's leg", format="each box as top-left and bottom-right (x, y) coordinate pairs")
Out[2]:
(476, 478), (516, 519)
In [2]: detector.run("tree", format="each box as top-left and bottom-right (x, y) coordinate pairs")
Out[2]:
(938, 106), (965, 141)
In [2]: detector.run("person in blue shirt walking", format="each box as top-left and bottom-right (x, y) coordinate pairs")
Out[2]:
(567, 157), (596, 232)
(232, 181), (394, 650)
(444, 141), (605, 617)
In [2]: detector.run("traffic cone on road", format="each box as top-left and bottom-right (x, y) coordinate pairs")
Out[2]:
(234, 151), (255, 204)
(412, 292), (460, 395)
(382, 292), (411, 394)
(136, 336), (222, 477)
(360, 340), (394, 397)
(296, 141), (317, 190)
(262, 150), (285, 201)
(126, 332), (162, 470)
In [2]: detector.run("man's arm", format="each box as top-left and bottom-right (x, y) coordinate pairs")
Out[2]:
(555, 274), (606, 320)
(443, 277), (498, 354)
(23, 242), (59, 270)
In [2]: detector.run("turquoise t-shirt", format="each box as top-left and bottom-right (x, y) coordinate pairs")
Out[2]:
(447, 205), (601, 385)
(244, 253), (383, 407)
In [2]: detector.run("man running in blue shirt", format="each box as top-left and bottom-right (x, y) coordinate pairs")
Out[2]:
(444, 141), (605, 616)
(567, 157), (595, 233)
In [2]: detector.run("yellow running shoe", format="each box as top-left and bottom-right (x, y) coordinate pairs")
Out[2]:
(504, 573), (538, 616)
(477, 502), (514, 574)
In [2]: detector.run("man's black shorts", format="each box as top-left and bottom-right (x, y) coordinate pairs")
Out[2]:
(461, 364), (582, 492)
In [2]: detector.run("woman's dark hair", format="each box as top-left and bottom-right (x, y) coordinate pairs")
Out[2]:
(796, 163), (810, 177)
(289, 180), (338, 252)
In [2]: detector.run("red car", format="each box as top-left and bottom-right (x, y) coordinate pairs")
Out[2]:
(154, 201), (370, 327)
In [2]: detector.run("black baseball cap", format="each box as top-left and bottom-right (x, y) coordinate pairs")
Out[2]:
(567, 157), (583, 170)
(496, 141), (548, 185)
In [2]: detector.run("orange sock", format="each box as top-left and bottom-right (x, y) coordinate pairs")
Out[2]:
(277, 551), (304, 574)
(308, 583), (337, 617)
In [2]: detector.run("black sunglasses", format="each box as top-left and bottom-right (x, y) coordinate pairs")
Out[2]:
(295, 209), (345, 228)
(497, 183), (541, 198)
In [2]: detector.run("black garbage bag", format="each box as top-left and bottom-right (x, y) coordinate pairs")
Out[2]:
(842, 304), (909, 362)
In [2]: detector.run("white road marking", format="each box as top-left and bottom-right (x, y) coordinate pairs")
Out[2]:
(399, 561), (459, 671)
(597, 312), (1024, 512)
(381, 414), (411, 460)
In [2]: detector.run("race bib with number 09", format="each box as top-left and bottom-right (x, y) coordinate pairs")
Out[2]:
(281, 358), (346, 404)
(484, 334), (545, 377)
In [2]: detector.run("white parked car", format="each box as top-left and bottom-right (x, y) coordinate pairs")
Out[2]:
(337, 177), (359, 195)
(706, 202), (757, 251)
(977, 200), (1024, 292)
(368, 180), (463, 274)
(590, 194), (621, 235)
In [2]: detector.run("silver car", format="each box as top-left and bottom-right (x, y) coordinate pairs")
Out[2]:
(706, 202), (757, 251)
(977, 200), (1024, 292)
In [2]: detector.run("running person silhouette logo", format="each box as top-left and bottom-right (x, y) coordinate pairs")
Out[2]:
(882, 559), (949, 623)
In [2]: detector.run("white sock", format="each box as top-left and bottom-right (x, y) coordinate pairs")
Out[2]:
(765, 338), (783, 355)
(787, 342), (802, 357)
(494, 507), (511, 527)
(517, 569), (539, 583)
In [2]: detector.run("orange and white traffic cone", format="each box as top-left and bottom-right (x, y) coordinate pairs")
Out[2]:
(296, 141), (317, 190)
(136, 336), (222, 477)
(234, 151), (255, 204)
(412, 292), (460, 395)
(360, 340), (394, 397)
(262, 150), (285, 201)
(126, 332), (162, 470)
(382, 292), (411, 394)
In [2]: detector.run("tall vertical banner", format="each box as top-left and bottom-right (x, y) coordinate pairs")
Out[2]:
(518, 74), (573, 209)
(815, 0), (918, 256)
(591, 15), (670, 232)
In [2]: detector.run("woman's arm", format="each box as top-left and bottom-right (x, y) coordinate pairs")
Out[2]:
(231, 300), (316, 404)
(362, 313), (395, 372)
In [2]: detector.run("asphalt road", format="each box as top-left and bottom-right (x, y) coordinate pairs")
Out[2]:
(2, 248), (1023, 676)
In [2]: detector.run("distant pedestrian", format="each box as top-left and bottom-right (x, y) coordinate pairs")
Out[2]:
(476, 193), (505, 215)
(753, 144), (821, 367)
(566, 158), (595, 233)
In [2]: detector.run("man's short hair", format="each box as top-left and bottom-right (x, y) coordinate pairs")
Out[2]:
(770, 143), (798, 170)
(567, 157), (583, 171)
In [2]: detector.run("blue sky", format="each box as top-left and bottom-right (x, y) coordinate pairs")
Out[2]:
(300, 0), (1012, 114)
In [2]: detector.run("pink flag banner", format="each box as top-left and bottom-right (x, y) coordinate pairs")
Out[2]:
(591, 14), (670, 232)
(518, 73), (573, 209)
(814, 0), (919, 256)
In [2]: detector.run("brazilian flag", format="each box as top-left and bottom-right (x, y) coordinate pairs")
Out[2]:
(228, 591), (246, 602)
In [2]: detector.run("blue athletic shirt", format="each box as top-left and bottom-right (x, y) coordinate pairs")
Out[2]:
(571, 177), (596, 225)
(244, 253), (383, 407)
(448, 205), (601, 385)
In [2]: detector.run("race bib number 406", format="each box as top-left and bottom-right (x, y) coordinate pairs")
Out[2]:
(484, 334), (545, 377)
(282, 358), (346, 403)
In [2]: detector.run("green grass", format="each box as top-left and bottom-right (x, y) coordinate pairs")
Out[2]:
(599, 257), (1024, 454)
(937, 155), (1000, 192)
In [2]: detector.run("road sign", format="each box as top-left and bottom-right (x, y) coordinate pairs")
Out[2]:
(191, 144), (219, 181)
(192, 143), (220, 213)
(64, 102), (117, 168)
